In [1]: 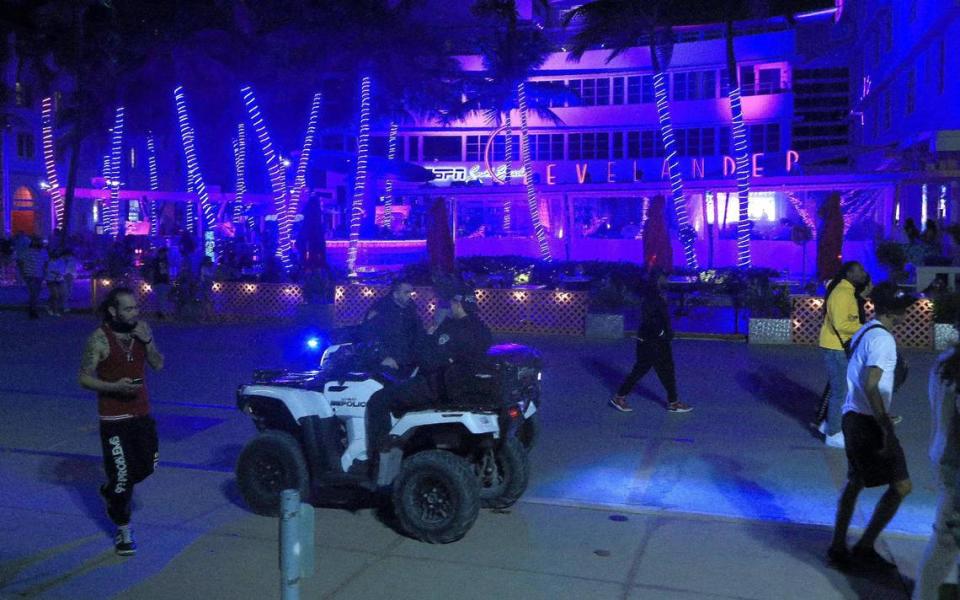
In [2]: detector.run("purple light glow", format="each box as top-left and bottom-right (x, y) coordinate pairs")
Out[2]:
(105, 107), (126, 236)
(146, 132), (159, 236)
(383, 121), (399, 230)
(728, 86), (752, 268)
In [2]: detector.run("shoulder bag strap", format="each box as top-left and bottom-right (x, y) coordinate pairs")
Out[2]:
(848, 324), (884, 356)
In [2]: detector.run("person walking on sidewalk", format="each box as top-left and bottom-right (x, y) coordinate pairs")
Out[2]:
(828, 282), (915, 571)
(818, 261), (868, 448)
(913, 335), (960, 599)
(610, 268), (692, 414)
(21, 236), (48, 319)
(79, 287), (164, 556)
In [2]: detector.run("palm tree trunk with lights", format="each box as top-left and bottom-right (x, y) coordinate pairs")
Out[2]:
(649, 33), (697, 270)
(503, 112), (513, 234)
(383, 121), (399, 232)
(517, 81), (551, 261)
(726, 19), (752, 268)
(347, 75), (372, 274)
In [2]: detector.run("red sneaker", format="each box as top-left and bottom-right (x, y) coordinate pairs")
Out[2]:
(609, 395), (633, 412)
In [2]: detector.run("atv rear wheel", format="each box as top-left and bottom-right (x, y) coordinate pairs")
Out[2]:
(392, 450), (479, 544)
(236, 430), (309, 517)
(477, 436), (529, 509)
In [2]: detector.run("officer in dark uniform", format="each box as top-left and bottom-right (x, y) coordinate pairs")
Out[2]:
(365, 284), (492, 463)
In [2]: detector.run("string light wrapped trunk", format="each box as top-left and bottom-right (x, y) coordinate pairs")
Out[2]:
(105, 106), (125, 237)
(41, 98), (64, 231)
(516, 81), (551, 262)
(290, 92), (322, 222)
(174, 86), (216, 236)
(146, 132), (159, 236)
(241, 85), (292, 271)
(347, 76), (372, 273)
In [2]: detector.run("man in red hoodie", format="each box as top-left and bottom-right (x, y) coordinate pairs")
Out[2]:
(79, 287), (164, 556)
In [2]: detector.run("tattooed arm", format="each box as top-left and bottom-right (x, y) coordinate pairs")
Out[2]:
(78, 329), (141, 394)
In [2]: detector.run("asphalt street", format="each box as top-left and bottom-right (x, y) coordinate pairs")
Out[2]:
(0, 303), (950, 599)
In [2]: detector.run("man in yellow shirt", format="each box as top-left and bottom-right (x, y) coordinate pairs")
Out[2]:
(818, 261), (868, 448)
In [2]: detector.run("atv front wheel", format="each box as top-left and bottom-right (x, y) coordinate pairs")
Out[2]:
(476, 436), (529, 509)
(236, 430), (309, 516)
(392, 450), (480, 544)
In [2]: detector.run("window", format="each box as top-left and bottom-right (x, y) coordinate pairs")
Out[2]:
(404, 136), (418, 161)
(568, 79), (582, 105)
(720, 69), (731, 97)
(466, 135), (519, 161)
(673, 72), (688, 101)
(687, 129), (702, 156)
(719, 127), (730, 156)
(626, 76), (642, 103)
(627, 131), (641, 158)
(16, 133), (34, 159)
(747, 124), (781, 153)
(466, 136), (483, 161)
(702, 128), (716, 155)
(534, 134), (564, 160)
(581, 79), (597, 105)
(675, 128), (686, 155)
(612, 131), (624, 159)
(596, 78), (610, 106)
(740, 66), (757, 96)
(422, 136), (461, 161)
(641, 130), (662, 158)
(612, 77), (625, 105)
(701, 70), (716, 98)
(757, 69), (781, 94)
(642, 75), (655, 102)
(568, 132), (609, 160)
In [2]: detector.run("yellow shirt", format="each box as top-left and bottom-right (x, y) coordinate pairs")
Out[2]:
(818, 279), (862, 350)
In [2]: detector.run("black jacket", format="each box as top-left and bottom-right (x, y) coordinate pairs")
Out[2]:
(363, 294), (424, 370)
(418, 314), (493, 399)
(637, 288), (673, 343)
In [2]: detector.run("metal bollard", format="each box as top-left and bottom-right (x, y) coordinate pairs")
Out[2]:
(279, 489), (315, 600)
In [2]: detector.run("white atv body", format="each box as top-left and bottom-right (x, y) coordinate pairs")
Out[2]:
(235, 341), (541, 543)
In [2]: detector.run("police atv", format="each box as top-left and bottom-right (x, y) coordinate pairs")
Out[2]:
(234, 340), (541, 544)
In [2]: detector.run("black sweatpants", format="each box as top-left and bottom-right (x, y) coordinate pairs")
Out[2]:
(366, 376), (434, 457)
(99, 415), (159, 526)
(616, 339), (678, 402)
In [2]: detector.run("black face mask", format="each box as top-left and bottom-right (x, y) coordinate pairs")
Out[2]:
(107, 315), (137, 334)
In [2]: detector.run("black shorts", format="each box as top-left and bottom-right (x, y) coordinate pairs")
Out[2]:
(841, 411), (909, 488)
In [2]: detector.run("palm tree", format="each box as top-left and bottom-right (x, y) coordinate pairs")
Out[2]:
(466, 0), (568, 261)
(564, 0), (699, 270)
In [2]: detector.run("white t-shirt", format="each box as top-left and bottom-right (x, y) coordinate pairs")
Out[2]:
(842, 319), (898, 416)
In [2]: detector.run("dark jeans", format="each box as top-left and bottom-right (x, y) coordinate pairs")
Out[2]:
(25, 277), (42, 316)
(617, 339), (678, 402)
(366, 376), (434, 457)
(99, 415), (159, 526)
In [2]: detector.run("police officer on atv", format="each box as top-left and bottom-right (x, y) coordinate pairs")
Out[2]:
(364, 282), (492, 468)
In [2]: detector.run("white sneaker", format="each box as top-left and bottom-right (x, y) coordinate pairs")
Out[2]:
(817, 421), (828, 436)
(825, 432), (845, 449)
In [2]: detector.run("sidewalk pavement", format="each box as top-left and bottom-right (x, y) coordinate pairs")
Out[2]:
(0, 311), (950, 599)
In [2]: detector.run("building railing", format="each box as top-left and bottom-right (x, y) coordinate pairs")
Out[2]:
(92, 279), (590, 335)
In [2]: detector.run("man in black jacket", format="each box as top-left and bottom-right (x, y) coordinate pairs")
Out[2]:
(362, 279), (424, 374)
(365, 285), (492, 462)
(611, 268), (692, 413)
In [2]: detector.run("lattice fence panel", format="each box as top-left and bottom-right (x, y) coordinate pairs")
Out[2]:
(791, 295), (932, 349)
(334, 285), (587, 335)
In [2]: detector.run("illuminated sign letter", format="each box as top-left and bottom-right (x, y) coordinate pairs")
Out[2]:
(576, 163), (589, 184)
(723, 156), (736, 176)
(661, 159), (670, 179)
(786, 149), (799, 172)
(691, 157), (705, 179)
(607, 161), (616, 183)
(546, 163), (557, 185)
(752, 153), (765, 177)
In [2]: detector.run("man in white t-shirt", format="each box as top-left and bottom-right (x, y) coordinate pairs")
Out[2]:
(828, 282), (915, 571)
